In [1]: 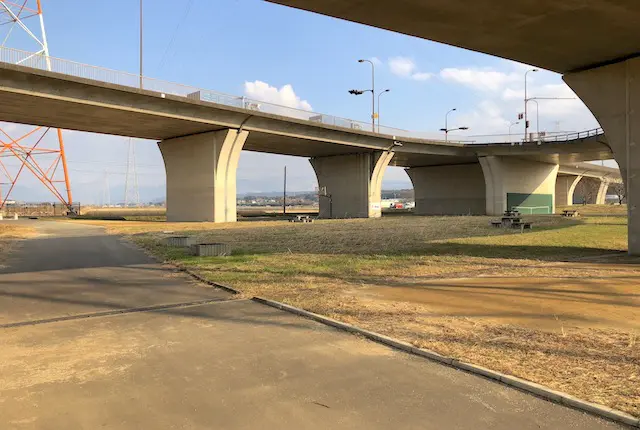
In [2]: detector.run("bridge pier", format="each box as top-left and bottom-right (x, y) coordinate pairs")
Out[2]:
(480, 156), (559, 215)
(406, 163), (485, 215)
(310, 151), (393, 218)
(573, 177), (610, 205)
(565, 58), (640, 254)
(555, 174), (583, 207)
(159, 129), (248, 222)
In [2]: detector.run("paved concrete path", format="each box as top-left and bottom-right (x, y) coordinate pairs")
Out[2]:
(0, 221), (624, 429)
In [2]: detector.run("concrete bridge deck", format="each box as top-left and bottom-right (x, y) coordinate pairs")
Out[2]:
(0, 61), (612, 168)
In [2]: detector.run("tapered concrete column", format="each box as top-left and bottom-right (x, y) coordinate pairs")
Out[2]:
(310, 151), (393, 218)
(555, 175), (583, 207)
(573, 177), (608, 204)
(565, 58), (640, 254)
(596, 180), (610, 205)
(159, 129), (248, 222)
(480, 156), (559, 215)
(406, 163), (485, 215)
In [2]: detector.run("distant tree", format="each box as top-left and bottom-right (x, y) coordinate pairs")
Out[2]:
(611, 182), (626, 204)
(575, 178), (602, 204)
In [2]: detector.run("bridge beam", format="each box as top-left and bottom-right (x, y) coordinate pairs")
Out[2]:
(310, 151), (393, 218)
(406, 163), (486, 215)
(555, 174), (583, 207)
(159, 129), (248, 222)
(565, 58), (640, 254)
(480, 156), (559, 215)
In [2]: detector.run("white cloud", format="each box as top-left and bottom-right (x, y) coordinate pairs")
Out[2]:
(244, 80), (312, 111)
(455, 100), (511, 136)
(439, 68), (520, 92)
(411, 72), (433, 81)
(370, 57), (382, 66)
(388, 57), (433, 82)
(389, 57), (416, 77)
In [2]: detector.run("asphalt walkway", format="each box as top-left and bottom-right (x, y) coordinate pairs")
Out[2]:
(0, 220), (624, 429)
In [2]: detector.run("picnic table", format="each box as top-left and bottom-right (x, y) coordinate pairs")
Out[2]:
(490, 210), (533, 231)
(562, 209), (579, 217)
(289, 215), (314, 223)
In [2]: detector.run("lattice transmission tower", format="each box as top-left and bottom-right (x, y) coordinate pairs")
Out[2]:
(0, 0), (74, 212)
(124, 139), (140, 207)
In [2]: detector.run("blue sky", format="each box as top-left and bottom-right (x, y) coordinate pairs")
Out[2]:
(1, 0), (604, 204)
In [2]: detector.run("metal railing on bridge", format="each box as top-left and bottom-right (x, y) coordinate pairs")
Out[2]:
(0, 46), (603, 146)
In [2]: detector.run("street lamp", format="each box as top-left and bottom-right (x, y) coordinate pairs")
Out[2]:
(508, 121), (520, 141)
(377, 89), (390, 133)
(524, 68), (538, 141)
(439, 108), (468, 142)
(139, 0), (143, 89)
(527, 99), (540, 142)
(358, 59), (376, 132)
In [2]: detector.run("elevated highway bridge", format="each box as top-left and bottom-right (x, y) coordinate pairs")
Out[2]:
(0, 47), (621, 235)
(265, 0), (640, 254)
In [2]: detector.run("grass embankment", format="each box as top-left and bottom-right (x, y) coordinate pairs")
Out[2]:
(92, 215), (638, 417)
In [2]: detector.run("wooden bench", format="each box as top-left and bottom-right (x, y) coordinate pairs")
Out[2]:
(490, 221), (503, 228)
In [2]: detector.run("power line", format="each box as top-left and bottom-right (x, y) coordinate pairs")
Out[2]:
(157, 0), (196, 71)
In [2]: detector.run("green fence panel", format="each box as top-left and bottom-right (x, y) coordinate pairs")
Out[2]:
(507, 193), (552, 214)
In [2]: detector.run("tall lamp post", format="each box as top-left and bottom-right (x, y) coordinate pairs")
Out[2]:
(139, 0), (143, 89)
(440, 108), (468, 142)
(509, 121), (520, 142)
(358, 59), (376, 132)
(377, 89), (390, 132)
(527, 99), (540, 142)
(524, 68), (538, 141)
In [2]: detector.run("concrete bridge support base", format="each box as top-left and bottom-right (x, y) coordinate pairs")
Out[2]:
(406, 163), (486, 215)
(555, 175), (583, 207)
(565, 58), (640, 254)
(573, 177), (610, 205)
(310, 151), (393, 218)
(159, 129), (248, 222)
(480, 156), (559, 216)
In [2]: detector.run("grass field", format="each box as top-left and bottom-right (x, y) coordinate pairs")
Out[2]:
(78, 214), (639, 417)
(80, 206), (318, 221)
(557, 204), (628, 215)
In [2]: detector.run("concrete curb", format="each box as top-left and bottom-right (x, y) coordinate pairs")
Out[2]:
(116, 235), (241, 296)
(175, 264), (241, 295)
(252, 296), (640, 429)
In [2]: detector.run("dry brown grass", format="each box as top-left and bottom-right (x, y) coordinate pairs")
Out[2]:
(0, 223), (35, 264)
(94, 215), (638, 417)
(80, 206), (166, 217)
(79, 206), (318, 219)
(557, 204), (627, 216)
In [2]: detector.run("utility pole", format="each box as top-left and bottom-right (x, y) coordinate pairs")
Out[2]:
(524, 68), (538, 141)
(283, 166), (287, 215)
(357, 59), (376, 132)
(139, 0), (143, 89)
(377, 89), (390, 133)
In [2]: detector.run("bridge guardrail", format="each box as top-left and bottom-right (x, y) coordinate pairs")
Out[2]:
(0, 47), (413, 138)
(0, 46), (603, 146)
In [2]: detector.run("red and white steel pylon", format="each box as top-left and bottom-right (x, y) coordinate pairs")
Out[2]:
(0, 0), (73, 212)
